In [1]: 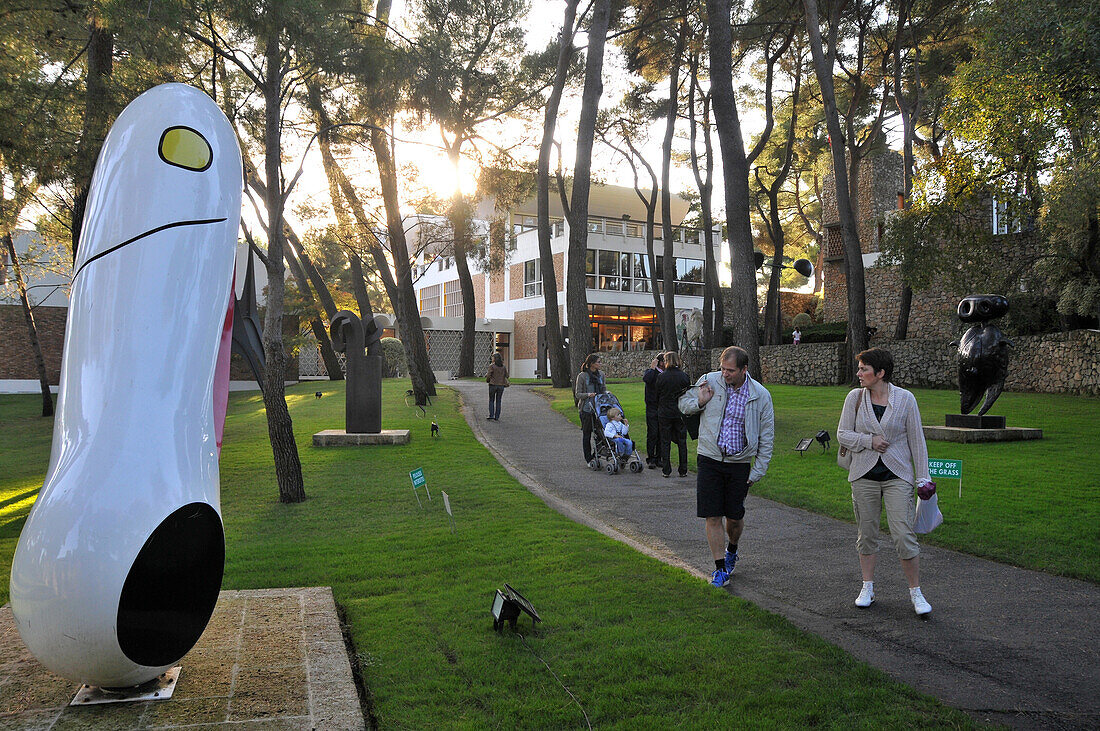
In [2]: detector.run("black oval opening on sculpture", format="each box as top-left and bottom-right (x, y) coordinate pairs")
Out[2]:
(117, 502), (224, 667)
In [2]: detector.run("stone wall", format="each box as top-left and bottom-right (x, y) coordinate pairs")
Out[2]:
(596, 330), (1100, 396)
(0, 304), (66, 382)
(760, 342), (846, 386)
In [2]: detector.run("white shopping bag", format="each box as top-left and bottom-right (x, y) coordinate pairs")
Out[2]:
(914, 493), (943, 534)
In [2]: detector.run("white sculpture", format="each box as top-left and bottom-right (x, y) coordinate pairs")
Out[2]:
(10, 84), (242, 688)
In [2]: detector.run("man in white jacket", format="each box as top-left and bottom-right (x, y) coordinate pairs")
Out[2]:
(679, 346), (775, 588)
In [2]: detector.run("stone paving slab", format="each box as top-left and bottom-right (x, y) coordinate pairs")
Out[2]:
(0, 587), (365, 730)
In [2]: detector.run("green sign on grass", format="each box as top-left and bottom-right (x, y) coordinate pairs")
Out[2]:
(928, 458), (963, 497)
(928, 459), (961, 478)
(409, 467), (431, 507)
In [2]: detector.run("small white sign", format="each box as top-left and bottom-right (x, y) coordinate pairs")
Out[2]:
(442, 491), (455, 533)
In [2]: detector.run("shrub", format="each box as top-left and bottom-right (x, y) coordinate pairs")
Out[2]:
(792, 312), (813, 329)
(380, 337), (407, 377)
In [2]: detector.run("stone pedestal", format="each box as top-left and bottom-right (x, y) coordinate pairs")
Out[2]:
(923, 425), (1043, 443)
(946, 413), (1006, 429)
(312, 429), (410, 446)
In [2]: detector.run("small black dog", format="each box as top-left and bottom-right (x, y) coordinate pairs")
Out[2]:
(315, 392), (323, 399)
(430, 420), (440, 437)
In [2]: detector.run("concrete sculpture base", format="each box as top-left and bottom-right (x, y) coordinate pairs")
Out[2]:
(313, 429), (411, 446)
(923, 425), (1043, 443)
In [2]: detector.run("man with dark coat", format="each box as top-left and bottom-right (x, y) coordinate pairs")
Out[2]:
(641, 352), (665, 468)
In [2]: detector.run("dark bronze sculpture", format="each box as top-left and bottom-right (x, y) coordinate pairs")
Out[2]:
(329, 310), (383, 433)
(955, 294), (1012, 417)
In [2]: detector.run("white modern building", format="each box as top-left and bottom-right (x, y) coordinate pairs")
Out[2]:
(411, 183), (725, 378)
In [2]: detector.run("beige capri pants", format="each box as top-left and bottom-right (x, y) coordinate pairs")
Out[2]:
(850, 477), (920, 559)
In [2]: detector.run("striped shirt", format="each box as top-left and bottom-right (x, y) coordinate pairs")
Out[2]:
(716, 378), (749, 455)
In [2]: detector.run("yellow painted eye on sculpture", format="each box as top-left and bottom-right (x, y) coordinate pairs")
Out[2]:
(159, 126), (212, 171)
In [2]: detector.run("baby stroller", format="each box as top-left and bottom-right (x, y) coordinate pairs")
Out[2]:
(589, 392), (645, 475)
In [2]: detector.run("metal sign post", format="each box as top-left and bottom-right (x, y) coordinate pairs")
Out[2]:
(409, 467), (431, 507)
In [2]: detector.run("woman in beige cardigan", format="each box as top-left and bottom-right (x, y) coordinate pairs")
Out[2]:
(837, 348), (933, 616)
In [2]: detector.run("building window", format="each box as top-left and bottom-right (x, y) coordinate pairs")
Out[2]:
(588, 304), (661, 351)
(420, 283), (441, 316)
(443, 279), (463, 317)
(587, 250), (704, 297)
(523, 258), (542, 297)
(992, 199), (1022, 235)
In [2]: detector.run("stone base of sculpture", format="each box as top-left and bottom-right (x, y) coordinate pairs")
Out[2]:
(945, 413), (1007, 429)
(923, 425), (1042, 443)
(312, 429), (411, 446)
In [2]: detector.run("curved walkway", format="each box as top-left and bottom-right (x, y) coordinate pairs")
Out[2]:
(448, 380), (1099, 730)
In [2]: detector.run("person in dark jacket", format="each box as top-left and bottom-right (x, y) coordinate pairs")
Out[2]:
(655, 351), (691, 478)
(485, 352), (509, 421)
(641, 352), (666, 468)
(574, 353), (607, 465)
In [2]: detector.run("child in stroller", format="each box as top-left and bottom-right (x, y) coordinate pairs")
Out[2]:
(589, 392), (645, 474)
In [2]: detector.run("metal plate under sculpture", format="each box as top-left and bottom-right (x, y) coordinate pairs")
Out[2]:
(955, 294), (1012, 416)
(9, 83), (242, 688)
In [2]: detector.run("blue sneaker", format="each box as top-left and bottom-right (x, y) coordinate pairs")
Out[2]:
(725, 548), (739, 575)
(709, 569), (729, 588)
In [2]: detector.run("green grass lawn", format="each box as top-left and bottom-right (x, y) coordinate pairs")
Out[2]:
(0, 382), (976, 728)
(543, 382), (1100, 583)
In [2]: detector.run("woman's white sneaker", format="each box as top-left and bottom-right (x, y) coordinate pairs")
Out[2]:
(855, 583), (875, 607)
(910, 587), (932, 615)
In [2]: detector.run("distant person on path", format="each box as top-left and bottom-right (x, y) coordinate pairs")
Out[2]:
(642, 352), (666, 468)
(678, 346), (775, 588)
(602, 407), (634, 456)
(485, 352), (509, 421)
(837, 347), (933, 616)
(655, 351), (691, 479)
(792, 328), (802, 345)
(575, 353), (607, 466)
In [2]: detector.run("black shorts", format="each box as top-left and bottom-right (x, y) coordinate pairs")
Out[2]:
(696, 455), (751, 519)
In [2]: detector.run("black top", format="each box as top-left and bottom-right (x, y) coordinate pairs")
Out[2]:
(655, 366), (691, 419)
(860, 402), (899, 482)
(642, 368), (661, 407)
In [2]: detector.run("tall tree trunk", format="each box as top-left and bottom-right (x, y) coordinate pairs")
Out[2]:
(660, 20), (687, 349)
(348, 252), (375, 322)
(260, 35), (305, 503)
(537, 0), (579, 387)
(803, 0), (868, 380)
(4, 233), (53, 416)
(283, 237), (344, 380)
(565, 0), (611, 374)
(708, 0), (761, 374)
(447, 176), (478, 378)
(893, 0), (918, 341)
(370, 126), (437, 400)
(688, 59), (721, 347)
(71, 19), (113, 261)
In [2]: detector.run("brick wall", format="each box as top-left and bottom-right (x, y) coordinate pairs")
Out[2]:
(509, 263), (522, 301)
(489, 270), (504, 303)
(472, 273), (485, 318)
(0, 304), (66, 382)
(513, 307), (545, 359)
(1, 304), (295, 386)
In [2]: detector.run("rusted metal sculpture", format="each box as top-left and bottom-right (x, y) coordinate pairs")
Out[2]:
(330, 310), (383, 433)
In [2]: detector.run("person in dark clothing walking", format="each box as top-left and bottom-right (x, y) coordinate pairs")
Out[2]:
(574, 353), (606, 466)
(655, 351), (691, 478)
(485, 352), (509, 421)
(642, 352), (665, 468)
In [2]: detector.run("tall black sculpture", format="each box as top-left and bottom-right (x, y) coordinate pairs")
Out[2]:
(954, 294), (1012, 418)
(329, 311), (382, 433)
